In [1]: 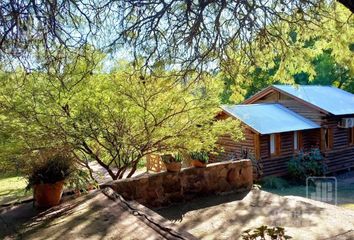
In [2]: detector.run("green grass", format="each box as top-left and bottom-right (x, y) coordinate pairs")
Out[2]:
(0, 173), (32, 205)
(137, 158), (147, 169)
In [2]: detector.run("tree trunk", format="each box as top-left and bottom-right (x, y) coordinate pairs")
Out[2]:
(126, 162), (138, 178)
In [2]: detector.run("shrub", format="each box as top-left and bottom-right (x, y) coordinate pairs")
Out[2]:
(242, 225), (292, 240)
(190, 151), (209, 163)
(66, 168), (96, 193)
(287, 148), (326, 182)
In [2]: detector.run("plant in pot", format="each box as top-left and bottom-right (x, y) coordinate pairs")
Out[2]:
(190, 151), (209, 168)
(161, 153), (183, 172)
(26, 151), (73, 208)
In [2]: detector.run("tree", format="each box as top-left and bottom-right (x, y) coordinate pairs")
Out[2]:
(294, 51), (354, 92)
(218, 4), (353, 103)
(0, 1), (353, 77)
(0, 59), (242, 180)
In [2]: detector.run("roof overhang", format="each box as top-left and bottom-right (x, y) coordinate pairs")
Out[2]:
(221, 103), (321, 135)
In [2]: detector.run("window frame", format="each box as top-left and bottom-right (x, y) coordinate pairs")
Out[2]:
(293, 131), (303, 151)
(349, 127), (354, 146)
(324, 128), (333, 150)
(270, 133), (281, 157)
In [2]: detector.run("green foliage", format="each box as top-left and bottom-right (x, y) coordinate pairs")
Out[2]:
(173, 153), (183, 163)
(137, 158), (147, 169)
(293, 50), (354, 93)
(190, 151), (209, 163)
(26, 151), (73, 190)
(0, 174), (31, 205)
(0, 115), (28, 173)
(287, 148), (327, 182)
(242, 225), (292, 240)
(220, 4), (354, 103)
(0, 55), (243, 180)
(161, 153), (183, 164)
(66, 168), (97, 193)
(261, 177), (289, 190)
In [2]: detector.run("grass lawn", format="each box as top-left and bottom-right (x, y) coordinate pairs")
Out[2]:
(0, 173), (32, 205)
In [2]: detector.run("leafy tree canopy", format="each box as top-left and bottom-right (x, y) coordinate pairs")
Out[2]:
(0, 0), (353, 78)
(219, 4), (353, 103)
(0, 54), (242, 179)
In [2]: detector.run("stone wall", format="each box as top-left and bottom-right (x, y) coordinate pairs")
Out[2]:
(104, 159), (253, 208)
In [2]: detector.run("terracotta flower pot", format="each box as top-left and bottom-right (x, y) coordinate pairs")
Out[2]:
(191, 159), (207, 168)
(33, 181), (64, 208)
(164, 162), (182, 172)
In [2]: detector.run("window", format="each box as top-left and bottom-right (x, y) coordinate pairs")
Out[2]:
(349, 127), (354, 145)
(294, 132), (298, 150)
(324, 128), (333, 150)
(293, 131), (303, 151)
(270, 133), (281, 156)
(270, 134), (275, 154)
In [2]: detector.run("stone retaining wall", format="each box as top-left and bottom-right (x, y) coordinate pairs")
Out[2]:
(105, 159), (253, 208)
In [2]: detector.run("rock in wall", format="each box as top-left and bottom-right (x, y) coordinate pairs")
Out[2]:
(105, 159), (253, 208)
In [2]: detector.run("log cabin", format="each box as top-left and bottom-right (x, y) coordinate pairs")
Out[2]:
(215, 85), (354, 176)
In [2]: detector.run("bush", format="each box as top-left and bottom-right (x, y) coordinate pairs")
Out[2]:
(261, 176), (289, 189)
(287, 148), (327, 182)
(242, 225), (292, 240)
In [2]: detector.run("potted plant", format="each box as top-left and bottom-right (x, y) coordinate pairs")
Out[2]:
(161, 153), (183, 172)
(190, 151), (209, 168)
(26, 152), (73, 208)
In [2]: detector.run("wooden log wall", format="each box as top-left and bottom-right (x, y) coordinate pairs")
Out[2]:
(258, 133), (293, 176)
(302, 129), (321, 149)
(211, 128), (255, 163)
(322, 117), (354, 173)
(218, 88), (354, 176)
(255, 92), (325, 125)
(252, 90), (354, 175)
(259, 129), (321, 176)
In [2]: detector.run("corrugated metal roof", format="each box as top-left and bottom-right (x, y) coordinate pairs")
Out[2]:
(274, 85), (354, 115)
(222, 103), (320, 135)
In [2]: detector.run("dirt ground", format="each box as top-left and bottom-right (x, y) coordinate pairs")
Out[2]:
(2, 188), (354, 240)
(155, 189), (354, 240)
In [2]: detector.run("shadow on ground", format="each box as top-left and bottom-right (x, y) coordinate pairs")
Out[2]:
(154, 189), (354, 240)
(0, 190), (192, 240)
